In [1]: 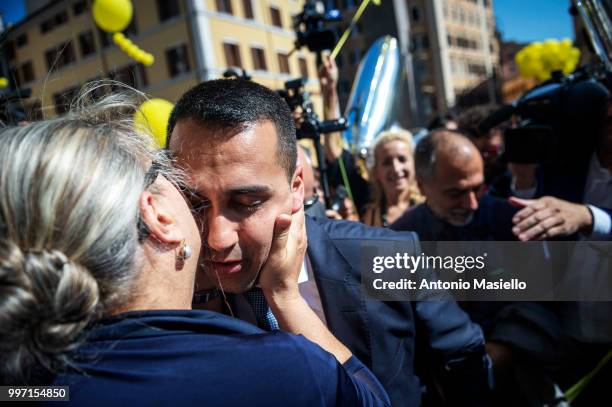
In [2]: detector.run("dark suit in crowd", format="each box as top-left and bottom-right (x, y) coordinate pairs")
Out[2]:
(304, 216), (492, 407)
(390, 194), (517, 241)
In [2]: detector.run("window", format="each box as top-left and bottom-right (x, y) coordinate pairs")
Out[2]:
(11, 67), (21, 87)
(251, 47), (267, 71)
(277, 52), (290, 74)
(411, 6), (420, 22)
(16, 33), (28, 47)
(40, 20), (52, 33)
(86, 76), (109, 99)
(41, 10), (69, 34)
(55, 10), (68, 25)
(53, 86), (80, 115)
(298, 57), (308, 78)
(242, 0), (254, 19)
(270, 7), (282, 28)
(411, 34), (429, 51)
(21, 61), (35, 83)
(156, 0), (181, 22)
(223, 43), (242, 68)
(98, 27), (111, 48)
(109, 63), (148, 89)
(6, 41), (15, 60)
(73, 1), (87, 16)
(78, 30), (96, 57)
(26, 99), (43, 121)
(45, 41), (76, 71)
(166, 44), (191, 77)
(468, 63), (486, 76)
(216, 0), (233, 14)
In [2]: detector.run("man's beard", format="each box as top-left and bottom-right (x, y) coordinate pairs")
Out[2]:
(446, 211), (475, 227)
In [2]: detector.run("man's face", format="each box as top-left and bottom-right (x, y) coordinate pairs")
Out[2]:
(170, 119), (303, 293)
(419, 148), (484, 227)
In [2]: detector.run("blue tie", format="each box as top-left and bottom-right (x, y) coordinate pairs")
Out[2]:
(243, 287), (280, 331)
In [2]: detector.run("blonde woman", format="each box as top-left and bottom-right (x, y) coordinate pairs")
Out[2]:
(0, 89), (388, 405)
(362, 130), (424, 227)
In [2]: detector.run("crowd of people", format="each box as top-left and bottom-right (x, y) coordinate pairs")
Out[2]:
(0, 51), (610, 406)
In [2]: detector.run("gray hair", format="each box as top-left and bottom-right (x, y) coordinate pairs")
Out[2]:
(0, 83), (177, 384)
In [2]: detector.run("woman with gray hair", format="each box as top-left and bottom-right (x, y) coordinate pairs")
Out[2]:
(0, 91), (389, 406)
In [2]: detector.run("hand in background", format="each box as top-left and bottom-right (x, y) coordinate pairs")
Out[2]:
(318, 54), (339, 97)
(509, 196), (593, 240)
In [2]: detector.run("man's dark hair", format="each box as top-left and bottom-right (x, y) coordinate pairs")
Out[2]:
(456, 104), (500, 139)
(167, 79), (297, 181)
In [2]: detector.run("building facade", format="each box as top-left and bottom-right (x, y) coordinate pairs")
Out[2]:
(2, 0), (320, 119)
(331, 0), (500, 127)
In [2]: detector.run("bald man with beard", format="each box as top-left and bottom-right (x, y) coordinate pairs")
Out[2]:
(391, 130), (517, 240)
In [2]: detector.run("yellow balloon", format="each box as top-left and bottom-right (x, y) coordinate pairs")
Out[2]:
(113, 32), (125, 43)
(0, 77), (8, 88)
(516, 39), (580, 80)
(134, 99), (174, 148)
(93, 0), (133, 33)
(140, 53), (154, 66)
(132, 49), (145, 61)
(126, 43), (139, 56)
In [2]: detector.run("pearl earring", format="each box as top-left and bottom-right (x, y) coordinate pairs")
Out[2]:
(177, 240), (192, 261)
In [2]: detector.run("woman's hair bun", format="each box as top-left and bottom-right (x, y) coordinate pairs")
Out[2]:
(0, 239), (100, 384)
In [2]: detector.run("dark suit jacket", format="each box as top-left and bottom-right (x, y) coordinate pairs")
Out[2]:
(51, 310), (389, 406)
(390, 195), (518, 241)
(306, 217), (491, 407)
(389, 197), (573, 370)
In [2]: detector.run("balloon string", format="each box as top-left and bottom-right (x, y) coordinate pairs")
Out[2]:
(337, 155), (357, 213)
(112, 32), (154, 66)
(330, 0), (374, 60)
(565, 348), (612, 403)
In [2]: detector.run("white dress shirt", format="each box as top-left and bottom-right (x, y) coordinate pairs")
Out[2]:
(583, 153), (612, 239)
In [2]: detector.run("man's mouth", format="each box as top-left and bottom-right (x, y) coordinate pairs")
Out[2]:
(205, 260), (243, 275)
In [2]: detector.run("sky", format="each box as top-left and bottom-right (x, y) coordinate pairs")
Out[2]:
(1, 0), (574, 43)
(493, 0), (575, 43)
(1, 0), (25, 27)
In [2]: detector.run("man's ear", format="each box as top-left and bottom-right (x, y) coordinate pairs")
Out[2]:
(139, 191), (183, 245)
(291, 165), (305, 214)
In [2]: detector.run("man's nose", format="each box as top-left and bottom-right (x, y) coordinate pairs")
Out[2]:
(206, 212), (239, 252)
(462, 191), (479, 211)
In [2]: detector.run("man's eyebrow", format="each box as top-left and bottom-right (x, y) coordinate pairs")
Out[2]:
(228, 185), (271, 195)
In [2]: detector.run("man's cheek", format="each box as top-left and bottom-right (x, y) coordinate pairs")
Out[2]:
(243, 214), (276, 258)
